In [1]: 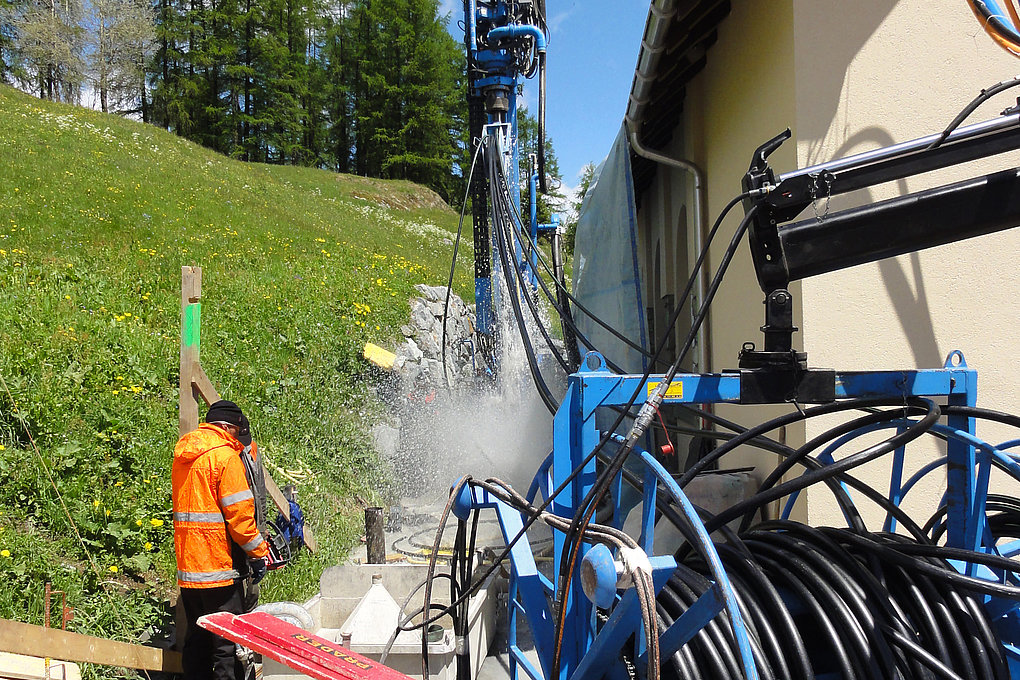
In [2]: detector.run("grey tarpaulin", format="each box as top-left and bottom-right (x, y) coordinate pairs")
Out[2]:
(571, 124), (648, 373)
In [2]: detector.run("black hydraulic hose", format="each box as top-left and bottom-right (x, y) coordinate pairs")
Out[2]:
(759, 551), (860, 679)
(833, 530), (1020, 599)
(745, 536), (887, 678)
(492, 172), (572, 377)
(730, 403), (938, 533)
(719, 566), (787, 680)
(442, 136), (487, 386)
(488, 147), (559, 414)
(714, 543), (812, 679)
(654, 608), (698, 680)
(678, 397), (933, 488)
(707, 399), (940, 534)
(494, 176), (572, 377)
(755, 531), (893, 673)
(451, 519), (470, 680)
(501, 204), (652, 361)
(927, 75), (1020, 150)
(881, 624), (965, 680)
(657, 576), (733, 680)
(757, 522), (939, 669)
(658, 515), (1015, 680)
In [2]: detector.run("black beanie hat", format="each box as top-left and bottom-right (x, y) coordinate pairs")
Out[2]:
(206, 400), (244, 428)
(237, 414), (252, 447)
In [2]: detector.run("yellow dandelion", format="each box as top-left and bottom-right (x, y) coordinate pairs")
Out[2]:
(144, 542), (153, 551)
(150, 518), (163, 527)
(0, 550), (9, 558)
(135, 519), (142, 527)
(0, 445), (5, 451)
(93, 499), (101, 507)
(108, 565), (118, 573)
(104, 509), (110, 517)
(114, 481), (123, 487)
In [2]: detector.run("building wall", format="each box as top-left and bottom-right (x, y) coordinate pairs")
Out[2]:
(635, 0), (1020, 526)
(791, 0), (1020, 526)
(637, 0), (803, 515)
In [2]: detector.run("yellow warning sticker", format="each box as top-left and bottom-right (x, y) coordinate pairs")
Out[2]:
(647, 381), (683, 399)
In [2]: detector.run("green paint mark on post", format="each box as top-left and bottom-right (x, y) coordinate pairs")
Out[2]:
(184, 303), (201, 350)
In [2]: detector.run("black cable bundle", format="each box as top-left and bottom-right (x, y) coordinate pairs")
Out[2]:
(656, 522), (1016, 680)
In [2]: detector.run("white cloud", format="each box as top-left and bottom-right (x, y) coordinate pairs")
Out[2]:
(547, 10), (574, 35)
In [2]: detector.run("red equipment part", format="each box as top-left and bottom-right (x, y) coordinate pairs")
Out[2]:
(198, 611), (413, 680)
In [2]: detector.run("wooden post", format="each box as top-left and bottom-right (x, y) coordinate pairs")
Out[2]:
(177, 266), (317, 554)
(179, 267), (202, 437)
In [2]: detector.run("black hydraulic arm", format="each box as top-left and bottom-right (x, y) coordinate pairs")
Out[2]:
(734, 111), (1020, 404)
(743, 112), (1020, 292)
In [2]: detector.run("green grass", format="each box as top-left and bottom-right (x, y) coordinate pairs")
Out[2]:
(0, 84), (473, 673)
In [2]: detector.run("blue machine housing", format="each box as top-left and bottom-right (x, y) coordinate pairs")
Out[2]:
(456, 350), (1020, 679)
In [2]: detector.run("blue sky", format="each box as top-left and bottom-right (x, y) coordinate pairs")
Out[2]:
(440, 0), (652, 194)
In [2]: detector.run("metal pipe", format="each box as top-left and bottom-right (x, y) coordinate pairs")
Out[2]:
(627, 121), (711, 374)
(486, 23), (547, 52)
(779, 113), (1020, 183)
(364, 506), (385, 564)
(538, 51), (548, 193)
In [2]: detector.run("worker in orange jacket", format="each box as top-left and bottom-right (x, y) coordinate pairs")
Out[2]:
(173, 400), (271, 680)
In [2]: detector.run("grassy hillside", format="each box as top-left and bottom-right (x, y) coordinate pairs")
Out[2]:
(0, 84), (473, 669)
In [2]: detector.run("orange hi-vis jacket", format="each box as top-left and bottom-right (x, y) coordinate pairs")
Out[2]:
(172, 423), (269, 588)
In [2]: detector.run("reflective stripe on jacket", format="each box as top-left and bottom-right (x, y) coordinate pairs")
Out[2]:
(172, 423), (269, 589)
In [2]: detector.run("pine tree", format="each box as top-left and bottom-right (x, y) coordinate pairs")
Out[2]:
(143, 0), (467, 194)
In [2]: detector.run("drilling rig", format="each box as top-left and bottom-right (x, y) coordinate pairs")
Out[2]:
(205, 2), (1020, 679)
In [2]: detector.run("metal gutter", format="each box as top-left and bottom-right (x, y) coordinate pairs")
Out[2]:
(625, 0), (713, 372)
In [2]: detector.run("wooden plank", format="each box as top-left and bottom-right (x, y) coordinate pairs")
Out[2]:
(191, 362), (220, 405)
(264, 471), (291, 522)
(0, 619), (182, 674)
(0, 650), (81, 680)
(264, 470), (319, 554)
(179, 266), (202, 437)
(302, 523), (319, 554)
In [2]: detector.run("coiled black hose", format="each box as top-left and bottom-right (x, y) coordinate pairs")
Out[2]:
(654, 521), (1016, 680)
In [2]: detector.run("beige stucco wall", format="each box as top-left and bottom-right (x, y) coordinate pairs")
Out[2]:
(636, 0), (804, 515)
(635, 0), (1020, 527)
(792, 0), (1020, 527)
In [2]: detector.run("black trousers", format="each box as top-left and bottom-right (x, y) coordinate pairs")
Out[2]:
(180, 582), (246, 680)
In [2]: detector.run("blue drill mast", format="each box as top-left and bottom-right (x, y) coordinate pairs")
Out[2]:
(463, 0), (576, 371)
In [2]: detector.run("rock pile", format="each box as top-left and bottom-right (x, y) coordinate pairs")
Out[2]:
(394, 284), (481, 388)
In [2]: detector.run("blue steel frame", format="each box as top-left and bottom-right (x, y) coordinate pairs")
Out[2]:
(455, 350), (1020, 679)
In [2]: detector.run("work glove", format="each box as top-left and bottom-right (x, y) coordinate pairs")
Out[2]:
(249, 557), (267, 585)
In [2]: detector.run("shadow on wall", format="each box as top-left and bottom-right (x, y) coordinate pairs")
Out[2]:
(821, 127), (943, 369)
(792, 0), (898, 164)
